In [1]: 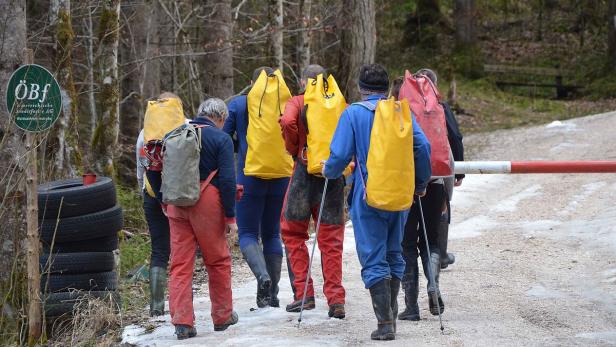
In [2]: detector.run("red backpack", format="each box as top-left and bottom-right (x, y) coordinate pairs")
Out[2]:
(398, 70), (452, 178)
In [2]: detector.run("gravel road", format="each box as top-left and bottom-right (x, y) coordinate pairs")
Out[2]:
(122, 111), (616, 346)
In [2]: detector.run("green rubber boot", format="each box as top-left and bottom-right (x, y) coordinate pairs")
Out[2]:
(150, 266), (167, 316)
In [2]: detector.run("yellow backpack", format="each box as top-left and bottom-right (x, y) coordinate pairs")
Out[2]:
(143, 98), (186, 170)
(356, 98), (415, 211)
(304, 74), (347, 175)
(245, 69), (294, 179)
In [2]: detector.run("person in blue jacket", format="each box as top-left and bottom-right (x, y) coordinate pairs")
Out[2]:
(323, 64), (431, 341)
(224, 67), (289, 308)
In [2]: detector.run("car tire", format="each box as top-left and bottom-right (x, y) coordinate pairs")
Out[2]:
(41, 271), (118, 293)
(43, 290), (120, 317)
(42, 235), (119, 253)
(38, 177), (117, 219)
(40, 205), (123, 243)
(40, 252), (115, 274)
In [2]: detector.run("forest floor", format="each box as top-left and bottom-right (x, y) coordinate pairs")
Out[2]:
(120, 110), (616, 346)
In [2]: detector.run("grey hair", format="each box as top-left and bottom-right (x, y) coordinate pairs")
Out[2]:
(415, 68), (438, 86)
(197, 98), (228, 120)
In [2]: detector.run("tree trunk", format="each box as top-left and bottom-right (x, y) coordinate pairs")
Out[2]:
(297, 0), (312, 73)
(203, 0), (234, 99)
(609, 0), (616, 70)
(270, 0), (284, 72)
(338, 0), (376, 102)
(454, 0), (476, 47)
(118, 0), (159, 185)
(50, 0), (81, 179)
(92, 0), (120, 177)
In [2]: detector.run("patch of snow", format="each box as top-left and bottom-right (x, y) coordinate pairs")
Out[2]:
(449, 216), (498, 240)
(526, 284), (566, 299)
(492, 184), (542, 213)
(575, 331), (616, 344)
(546, 120), (577, 131)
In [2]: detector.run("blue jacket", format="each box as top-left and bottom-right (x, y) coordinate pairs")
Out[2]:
(223, 95), (249, 182)
(323, 94), (431, 205)
(190, 117), (236, 220)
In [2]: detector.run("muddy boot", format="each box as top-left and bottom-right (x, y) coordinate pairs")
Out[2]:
(149, 266), (167, 316)
(175, 325), (197, 340)
(264, 253), (282, 308)
(423, 252), (444, 316)
(390, 278), (400, 332)
(214, 311), (239, 331)
(242, 244), (272, 308)
(398, 260), (420, 321)
(286, 296), (315, 312)
(328, 304), (346, 319)
(369, 279), (395, 341)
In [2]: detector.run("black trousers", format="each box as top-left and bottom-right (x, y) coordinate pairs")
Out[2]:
(143, 192), (171, 268)
(401, 183), (446, 269)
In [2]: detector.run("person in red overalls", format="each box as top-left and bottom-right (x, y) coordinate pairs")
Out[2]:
(167, 98), (238, 340)
(279, 64), (346, 318)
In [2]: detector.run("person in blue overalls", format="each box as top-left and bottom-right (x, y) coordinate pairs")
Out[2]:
(323, 64), (431, 341)
(224, 67), (290, 308)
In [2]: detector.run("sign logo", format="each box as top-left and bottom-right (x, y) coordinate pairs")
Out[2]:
(6, 64), (62, 132)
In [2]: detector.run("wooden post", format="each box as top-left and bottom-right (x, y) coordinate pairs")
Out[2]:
(23, 48), (42, 344)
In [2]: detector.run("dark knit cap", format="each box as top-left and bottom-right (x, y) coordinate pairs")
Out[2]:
(358, 63), (389, 93)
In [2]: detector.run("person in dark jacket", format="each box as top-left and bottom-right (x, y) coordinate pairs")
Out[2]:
(224, 67), (290, 308)
(323, 64), (432, 341)
(167, 98), (238, 340)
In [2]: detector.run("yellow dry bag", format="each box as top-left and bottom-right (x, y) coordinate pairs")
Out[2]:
(245, 69), (294, 179)
(304, 74), (347, 175)
(143, 98), (185, 143)
(361, 98), (415, 211)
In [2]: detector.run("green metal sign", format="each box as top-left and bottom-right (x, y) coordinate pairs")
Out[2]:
(6, 64), (62, 132)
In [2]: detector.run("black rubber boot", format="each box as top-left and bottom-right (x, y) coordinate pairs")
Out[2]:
(149, 266), (167, 316)
(242, 243), (272, 308)
(423, 252), (444, 316)
(390, 278), (400, 332)
(437, 212), (455, 269)
(369, 279), (395, 341)
(264, 254), (282, 308)
(398, 259), (420, 321)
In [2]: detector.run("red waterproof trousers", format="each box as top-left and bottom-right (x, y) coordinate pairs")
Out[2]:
(280, 163), (346, 306)
(167, 180), (233, 327)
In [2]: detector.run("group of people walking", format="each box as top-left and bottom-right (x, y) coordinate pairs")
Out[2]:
(136, 62), (464, 341)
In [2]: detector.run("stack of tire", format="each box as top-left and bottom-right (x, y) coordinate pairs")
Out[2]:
(38, 177), (123, 318)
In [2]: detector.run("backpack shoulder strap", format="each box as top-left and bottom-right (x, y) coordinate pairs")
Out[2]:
(351, 101), (377, 111)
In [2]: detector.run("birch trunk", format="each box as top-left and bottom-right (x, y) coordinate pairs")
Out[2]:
(92, 0), (120, 177)
(338, 0), (376, 102)
(270, 0), (284, 72)
(297, 0), (312, 73)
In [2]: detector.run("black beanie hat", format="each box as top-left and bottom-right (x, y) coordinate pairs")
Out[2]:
(358, 63), (389, 93)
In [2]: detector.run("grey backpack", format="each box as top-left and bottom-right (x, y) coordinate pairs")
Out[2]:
(161, 124), (203, 206)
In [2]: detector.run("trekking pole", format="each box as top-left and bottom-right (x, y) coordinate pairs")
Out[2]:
(297, 178), (329, 328)
(418, 196), (445, 334)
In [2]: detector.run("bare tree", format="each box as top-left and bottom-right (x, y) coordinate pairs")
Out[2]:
(609, 0), (616, 70)
(270, 0), (284, 72)
(297, 0), (312, 73)
(50, 0), (81, 178)
(203, 0), (234, 99)
(91, 0), (120, 176)
(338, 0), (376, 101)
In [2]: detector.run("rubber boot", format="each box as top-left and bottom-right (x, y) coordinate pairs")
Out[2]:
(264, 254), (282, 308)
(398, 259), (420, 321)
(242, 243), (272, 308)
(369, 279), (395, 341)
(390, 278), (400, 332)
(422, 252), (444, 316)
(438, 212), (455, 269)
(149, 266), (167, 316)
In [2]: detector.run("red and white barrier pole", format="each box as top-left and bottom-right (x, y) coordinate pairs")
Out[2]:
(455, 161), (616, 174)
